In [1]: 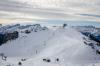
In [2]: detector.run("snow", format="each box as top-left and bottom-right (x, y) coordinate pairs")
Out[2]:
(0, 27), (100, 66)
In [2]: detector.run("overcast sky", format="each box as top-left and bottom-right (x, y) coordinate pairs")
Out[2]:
(0, 0), (100, 26)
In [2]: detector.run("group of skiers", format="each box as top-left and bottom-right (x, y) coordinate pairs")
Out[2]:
(43, 58), (60, 63)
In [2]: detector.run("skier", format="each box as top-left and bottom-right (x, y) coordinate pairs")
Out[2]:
(56, 58), (59, 62)
(36, 50), (38, 54)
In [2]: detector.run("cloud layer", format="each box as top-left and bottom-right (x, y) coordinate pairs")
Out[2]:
(0, 0), (100, 24)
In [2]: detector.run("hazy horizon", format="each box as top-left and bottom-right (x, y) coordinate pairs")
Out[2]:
(0, 0), (100, 27)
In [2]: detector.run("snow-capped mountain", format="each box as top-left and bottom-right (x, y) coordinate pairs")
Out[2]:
(0, 24), (20, 33)
(0, 25), (100, 66)
(72, 26), (97, 34)
(18, 24), (48, 33)
(0, 24), (48, 46)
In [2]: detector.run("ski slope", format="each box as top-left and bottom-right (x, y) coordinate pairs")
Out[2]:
(0, 27), (100, 66)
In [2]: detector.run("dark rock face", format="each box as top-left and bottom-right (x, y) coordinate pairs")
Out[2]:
(0, 31), (19, 46)
(96, 50), (100, 54)
(25, 30), (31, 34)
(89, 34), (100, 44)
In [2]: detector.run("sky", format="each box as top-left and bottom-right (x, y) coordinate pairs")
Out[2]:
(0, 0), (100, 27)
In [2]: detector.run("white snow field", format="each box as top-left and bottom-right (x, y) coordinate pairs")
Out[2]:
(0, 27), (100, 66)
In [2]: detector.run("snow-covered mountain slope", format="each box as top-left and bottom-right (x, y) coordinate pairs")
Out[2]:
(0, 27), (100, 66)
(0, 29), (52, 57)
(0, 24), (20, 33)
(0, 24), (47, 33)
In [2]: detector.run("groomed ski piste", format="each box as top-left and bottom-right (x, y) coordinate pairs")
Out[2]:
(0, 27), (100, 66)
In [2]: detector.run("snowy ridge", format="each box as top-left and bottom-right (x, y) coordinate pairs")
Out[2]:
(0, 24), (47, 33)
(0, 24), (20, 33)
(0, 27), (100, 66)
